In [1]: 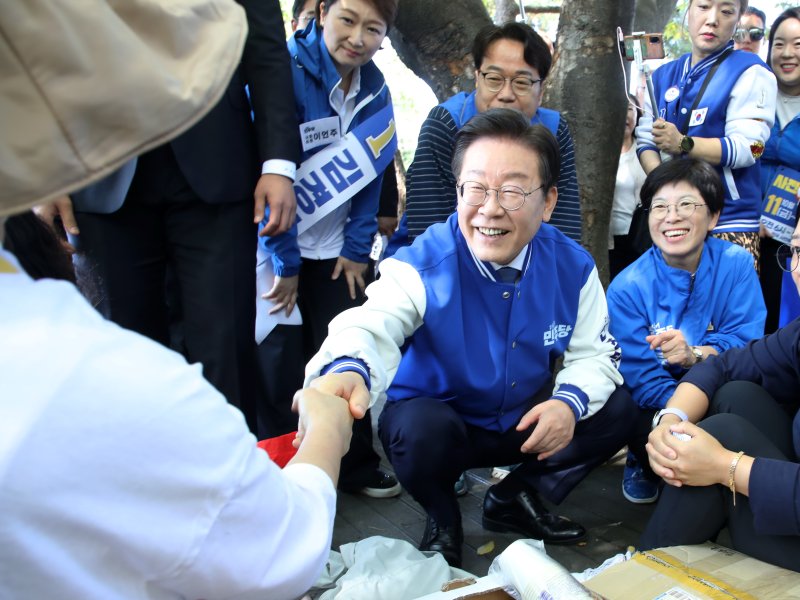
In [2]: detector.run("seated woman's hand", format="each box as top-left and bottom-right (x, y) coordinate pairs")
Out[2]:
(647, 421), (734, 488)
(646, 329), (694, 368)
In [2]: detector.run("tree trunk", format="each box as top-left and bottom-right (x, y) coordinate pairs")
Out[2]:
(389, 0), (492, 103)
(544, 0), (635, 284)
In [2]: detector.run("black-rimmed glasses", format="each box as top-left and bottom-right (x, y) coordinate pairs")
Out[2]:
(733, 27), (765, 42)
(776, 244), (800, 273)
(479, 72), (542, 95)
(647, 200), (707, 219)
(457, 181), (543, 211)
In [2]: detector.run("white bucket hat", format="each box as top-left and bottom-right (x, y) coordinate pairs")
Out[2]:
(0, 0), (247, 216)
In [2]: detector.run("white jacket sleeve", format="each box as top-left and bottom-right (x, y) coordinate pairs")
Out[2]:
(303, 257), (427, 407)
(554, 266), (623, 419)
(723, 65), (776, 169)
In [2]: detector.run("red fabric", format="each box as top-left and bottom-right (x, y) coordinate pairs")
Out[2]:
(257, 432), (299, 468)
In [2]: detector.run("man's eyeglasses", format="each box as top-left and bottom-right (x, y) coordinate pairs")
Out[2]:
(647, 200), (707, 219)
(458, 181), (542, 211)
(733, 27), (765, 42)
(479, 72), (542, 96)
(776, 244), (800, 273)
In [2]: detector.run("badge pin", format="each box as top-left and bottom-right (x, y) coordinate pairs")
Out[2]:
(664, 86), (680, 102)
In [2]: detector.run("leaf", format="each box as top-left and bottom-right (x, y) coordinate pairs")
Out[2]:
(477, 540), (495, 555)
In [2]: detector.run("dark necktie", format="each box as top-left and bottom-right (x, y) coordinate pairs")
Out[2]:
(495, 266), (519, 284)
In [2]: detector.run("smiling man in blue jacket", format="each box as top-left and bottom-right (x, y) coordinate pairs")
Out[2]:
(302, 109), (635, 568)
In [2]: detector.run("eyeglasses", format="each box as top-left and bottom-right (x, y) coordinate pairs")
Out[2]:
(776, 244), (800, 273)
(479, 72), (542, 96)
(647, 200), (707, 219)
(733, 27), (765, 42)
(458, 181), (542, 211)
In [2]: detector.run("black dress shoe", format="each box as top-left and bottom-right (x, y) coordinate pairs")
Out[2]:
(482, 486), (586, 544)
(419, 515), (463, 567)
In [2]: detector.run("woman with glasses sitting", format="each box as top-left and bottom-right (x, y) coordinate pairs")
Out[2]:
(607, 158), (765, 504)
(636, 0), (777, 266)
(640, 237), (800, 571)
(760, 8), (800, 332)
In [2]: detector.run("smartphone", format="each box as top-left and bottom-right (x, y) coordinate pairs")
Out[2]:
(623, 33), (665, 61)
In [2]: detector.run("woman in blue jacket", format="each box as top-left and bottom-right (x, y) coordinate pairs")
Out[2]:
(608, 159), (765, 503)
(636, 0), (776, 264)
(260, 0), (401, 498)
(760, 8), (800, 332)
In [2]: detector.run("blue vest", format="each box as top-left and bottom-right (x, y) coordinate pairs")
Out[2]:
(652, 44), (766, 231)
(441, 91), (561, 136)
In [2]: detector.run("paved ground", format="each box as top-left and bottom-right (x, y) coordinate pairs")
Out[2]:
(332, 447), (657, 577)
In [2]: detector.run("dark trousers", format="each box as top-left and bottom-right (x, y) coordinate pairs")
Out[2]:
(640, 381), (800, 571)
(378, 387), (636, 527)
(73, 146), (257, 430)
(760, 236), (784, 334)
(297, 256), (380, 487)
(255, 325), (304, 439)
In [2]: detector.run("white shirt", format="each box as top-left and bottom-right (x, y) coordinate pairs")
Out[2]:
(777, 90), (800, 130)
(0, 247), (336, 600)
(610, 145), (647, 239)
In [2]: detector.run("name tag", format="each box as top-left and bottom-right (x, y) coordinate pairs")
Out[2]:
(300, 116), (341, 152)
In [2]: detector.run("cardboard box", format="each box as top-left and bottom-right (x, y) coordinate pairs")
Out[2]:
(584, 543), (800, 599)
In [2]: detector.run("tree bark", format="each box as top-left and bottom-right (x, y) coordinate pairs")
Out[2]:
(544, 0), (635, 284)
(389, 0), (492, 103)
(494, 1), (561, 24)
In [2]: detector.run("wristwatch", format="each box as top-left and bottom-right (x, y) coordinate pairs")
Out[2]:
(691, 346), (704, 364)
(652, 407), (689, 430)
(679, 135), (695, 154)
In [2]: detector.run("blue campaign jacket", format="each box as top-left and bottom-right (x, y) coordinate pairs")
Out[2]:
(386, 215), (620, 432)
(607, 236), (766, 410)
(260, 24), (390, 276)
(641, 44), (768, 232)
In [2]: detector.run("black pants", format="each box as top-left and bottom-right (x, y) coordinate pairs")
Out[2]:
(74, 146), (257, 430)
(640, 381), (800, 571)
(297, 256), (381, 488)
(760, 236), (784, 334)
(378, 387), (636, 527)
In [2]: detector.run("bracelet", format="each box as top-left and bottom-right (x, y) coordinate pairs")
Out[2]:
(728, 451), (744, 506)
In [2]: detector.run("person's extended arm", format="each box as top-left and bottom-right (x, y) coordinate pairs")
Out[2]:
(304, 257), (427, 408)
(289, 386), (354, 484)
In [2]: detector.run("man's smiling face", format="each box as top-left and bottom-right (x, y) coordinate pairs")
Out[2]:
(456, 136), (557, 265)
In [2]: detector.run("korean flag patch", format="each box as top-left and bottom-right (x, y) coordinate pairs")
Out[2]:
(690, 107), (708, 127)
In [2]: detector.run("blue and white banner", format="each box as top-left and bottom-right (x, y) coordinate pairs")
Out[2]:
(294, 104), (397, 235)
(761, 166), (800, 244)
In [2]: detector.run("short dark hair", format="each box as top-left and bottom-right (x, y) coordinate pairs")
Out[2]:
(452, 108), (560, 190)
(640, 159), (724, 215)
(472, 22), (552, 80)
(744, 6), (767, 27)
(769, 7), (800, 61)
(292, 0), (310, 20)
(316, 0), (398, 31)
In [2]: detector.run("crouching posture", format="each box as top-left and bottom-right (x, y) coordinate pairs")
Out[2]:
(305, 109), (635, 567)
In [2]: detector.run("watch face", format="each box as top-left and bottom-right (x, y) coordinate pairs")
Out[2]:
(680, 136), (694, 152)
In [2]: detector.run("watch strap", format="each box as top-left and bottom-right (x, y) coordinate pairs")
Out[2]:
(653, 407), (689, 429)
